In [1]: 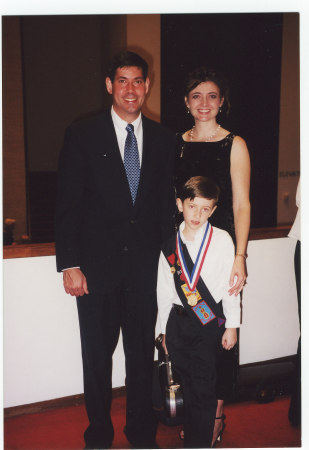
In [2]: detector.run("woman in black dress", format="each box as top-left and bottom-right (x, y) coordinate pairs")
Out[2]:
(175, 67), (251, 446)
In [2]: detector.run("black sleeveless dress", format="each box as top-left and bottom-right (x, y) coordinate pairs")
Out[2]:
(175, 132), (236, 243)
(174, 132), (238, 400)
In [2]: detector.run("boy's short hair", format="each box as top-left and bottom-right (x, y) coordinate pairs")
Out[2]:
(178, 176), (220, 204)
(107, 50), (148, 82)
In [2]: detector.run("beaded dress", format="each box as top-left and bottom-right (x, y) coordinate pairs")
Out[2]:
(175, 132), (236, 243)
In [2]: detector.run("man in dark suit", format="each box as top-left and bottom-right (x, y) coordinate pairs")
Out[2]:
(55, 50), (175, 449)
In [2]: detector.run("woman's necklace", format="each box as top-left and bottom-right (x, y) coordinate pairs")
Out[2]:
(189, 124), (221, 142)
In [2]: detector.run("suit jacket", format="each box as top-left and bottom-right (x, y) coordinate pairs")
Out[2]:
(55, 109), (176, 293)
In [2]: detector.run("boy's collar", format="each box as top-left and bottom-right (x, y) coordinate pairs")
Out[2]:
(179, 221), (208, 244)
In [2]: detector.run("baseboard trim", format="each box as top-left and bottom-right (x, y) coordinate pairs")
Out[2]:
(4, 386), (126, 419)
(239, 354), (297, 369)
(5, 356), (297, 419)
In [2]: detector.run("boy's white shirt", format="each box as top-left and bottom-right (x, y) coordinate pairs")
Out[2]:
(157, 221), (241, 333)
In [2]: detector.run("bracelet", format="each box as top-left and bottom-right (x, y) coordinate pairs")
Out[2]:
(236, 253), (247, 259)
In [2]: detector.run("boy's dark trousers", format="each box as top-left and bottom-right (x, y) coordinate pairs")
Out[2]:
(166, 304), (224, 448)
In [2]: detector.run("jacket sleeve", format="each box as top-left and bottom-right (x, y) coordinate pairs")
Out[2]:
(159, 131), (177, 243)
(55, 124), (85, 272)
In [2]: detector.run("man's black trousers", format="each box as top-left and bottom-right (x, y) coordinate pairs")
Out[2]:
(77, 287), (157, 449)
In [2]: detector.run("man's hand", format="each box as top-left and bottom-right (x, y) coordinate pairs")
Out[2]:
(63, 268), (89, 297)
(222, 328), (237, 350)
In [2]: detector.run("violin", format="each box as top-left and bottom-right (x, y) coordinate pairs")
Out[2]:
(155, 334), (184, 423)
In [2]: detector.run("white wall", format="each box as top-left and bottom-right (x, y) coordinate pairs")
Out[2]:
(239, 237), (299, 364)
(4, 237), (300, 408)
(3, 256), (125, 408)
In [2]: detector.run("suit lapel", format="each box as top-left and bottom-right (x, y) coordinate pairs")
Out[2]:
(93, 111), (156, 210)
(94, 110), (133, 206)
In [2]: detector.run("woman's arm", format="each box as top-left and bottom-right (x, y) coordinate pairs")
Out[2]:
(229, 135), (251, 295)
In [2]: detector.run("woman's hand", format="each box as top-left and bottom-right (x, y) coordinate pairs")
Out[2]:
(222, 328), (237, 350)
(228, 254), (247, 296)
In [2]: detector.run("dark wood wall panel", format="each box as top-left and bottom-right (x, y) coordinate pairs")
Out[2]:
(2, 17), (28, 241)
(18, 15), (126, 242)
(161, 13), (283, 228)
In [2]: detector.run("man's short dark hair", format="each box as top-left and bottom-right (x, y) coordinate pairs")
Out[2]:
(178, 176), (220, 204)
(107, 50), (148, 82)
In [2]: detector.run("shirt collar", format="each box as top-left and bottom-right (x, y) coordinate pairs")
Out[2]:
(111, 106), (142, 133)
(179, 221), (208, 245)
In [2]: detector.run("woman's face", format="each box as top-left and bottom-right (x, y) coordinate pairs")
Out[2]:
(185, 81), (224, 123)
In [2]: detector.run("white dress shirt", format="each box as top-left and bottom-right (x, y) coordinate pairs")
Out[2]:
(157, 221), (241, 333)
(111, 106), (143, 166)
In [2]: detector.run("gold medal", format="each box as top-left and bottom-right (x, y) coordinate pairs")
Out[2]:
(181, 284), (202, 307)
(187, 293), (198, 306)
(170, 266), (176, 274)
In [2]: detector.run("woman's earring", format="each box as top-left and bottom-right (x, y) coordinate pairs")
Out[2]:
(187, 108), (191, 115)
(219, 107), (222, 114)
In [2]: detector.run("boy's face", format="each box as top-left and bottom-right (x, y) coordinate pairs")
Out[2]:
(176, 196), (217, 235)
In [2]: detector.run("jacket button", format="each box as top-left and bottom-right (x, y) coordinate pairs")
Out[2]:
(123, 246), (129, 251)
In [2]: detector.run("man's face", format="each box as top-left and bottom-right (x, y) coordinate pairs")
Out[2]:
(106, 66), (149, 122)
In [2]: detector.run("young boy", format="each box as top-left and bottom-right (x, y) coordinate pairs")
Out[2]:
(157, 176), (240, 448)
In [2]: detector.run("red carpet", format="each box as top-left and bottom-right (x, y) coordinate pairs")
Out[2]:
(4, 395), (300, 449)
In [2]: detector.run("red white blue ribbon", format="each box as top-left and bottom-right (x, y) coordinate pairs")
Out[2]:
(176, 222), (213, 292)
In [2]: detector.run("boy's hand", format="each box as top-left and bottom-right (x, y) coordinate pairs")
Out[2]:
(222, 328), (237, 350)
(162, 334), (168, 355)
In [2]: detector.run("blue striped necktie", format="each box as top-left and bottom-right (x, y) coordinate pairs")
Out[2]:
(124, 124), (140, 204)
